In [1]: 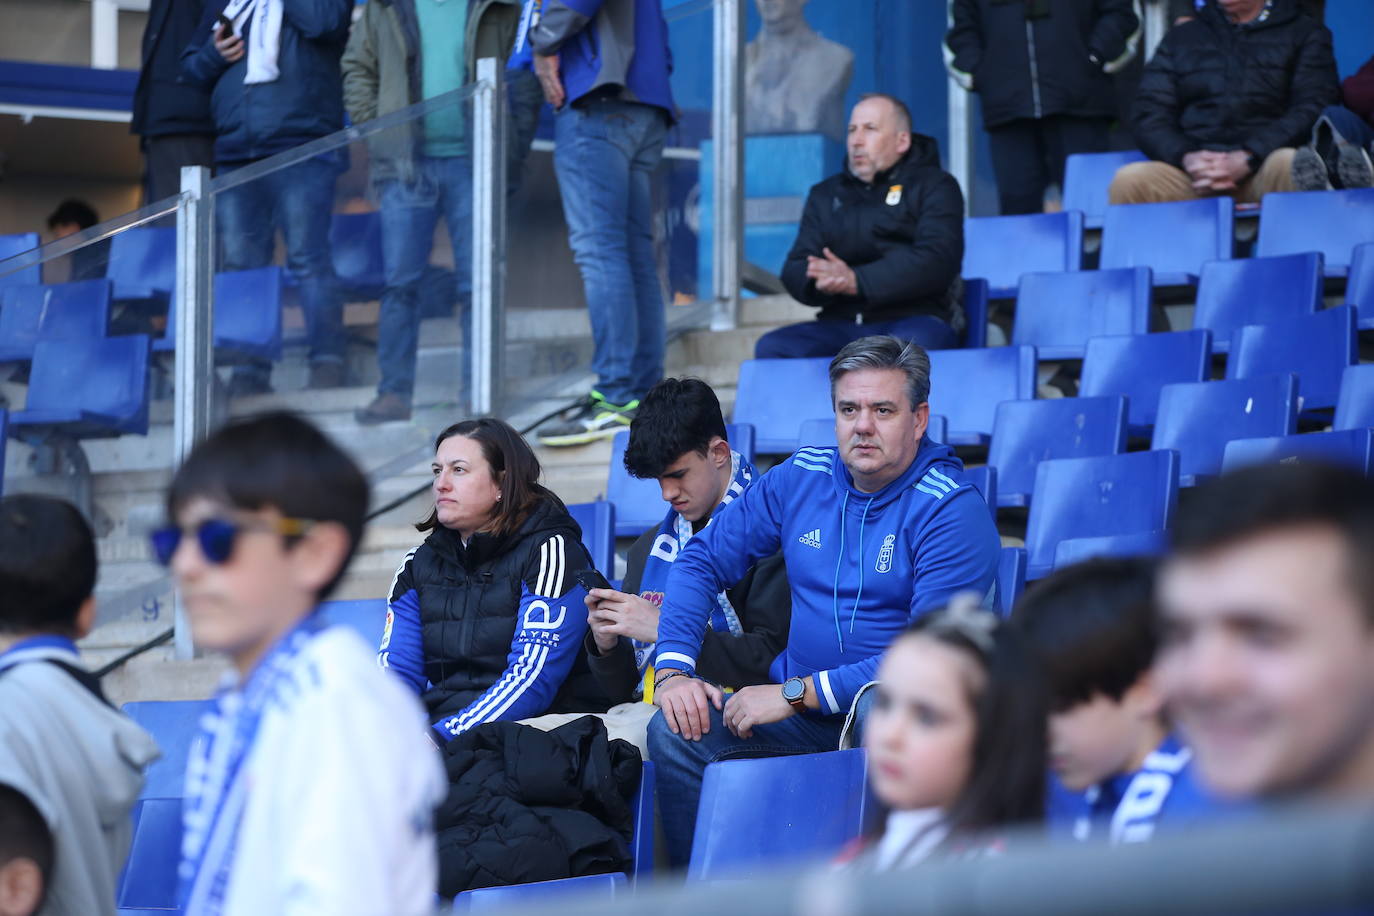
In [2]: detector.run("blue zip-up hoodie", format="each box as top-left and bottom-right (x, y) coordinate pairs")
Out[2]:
(654, 439), (1001, 716)
(527, 0), (674, 116)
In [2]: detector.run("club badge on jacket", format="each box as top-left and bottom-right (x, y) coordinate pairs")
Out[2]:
(886, 185), (902, 206)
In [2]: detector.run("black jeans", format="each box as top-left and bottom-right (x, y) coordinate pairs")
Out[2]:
(986, 115), (1111, 215)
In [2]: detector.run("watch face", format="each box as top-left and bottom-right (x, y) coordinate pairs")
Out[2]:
(782, 677), (805, 702)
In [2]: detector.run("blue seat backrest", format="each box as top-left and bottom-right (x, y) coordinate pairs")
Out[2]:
(1222, 427), (1374, 475)
(1335, 364), (1374, 431)
(330, 211), (385, 293)
(1100, 197), (1234, 284)
(988, 396), (1129, 507)
(0, 232), (40, 291)
(1080, 330), (1212, 432)
(122, 699), (216, 798)
(117, 797), (184, 911)
(1193, 253), (1323, 351)
(566, 500), (616, 576)
(108, 227), (176, 300)
(1348, 241), (1374, 328)
(733, 358), (833, 454)
(1255, 188), (1374, 274)
(1052, 530), (1168, 571)
(453, 873), (626, 912)
(21, 335), (152, 436)
(1152, 374), (1298, 486)
(964, 463), (998, 522)
(963, 211), (1084, 297)
(1062, 150), (1148, 228)
(606, 422), (755, 538)
(1024, 450), (1179, 580)
(687, 748), (869, 880)
(160, 267), (286, 362)
(317, 598), (388, 648)
(928, 346), (1038, 445)
(631, 759), (654, 879)
(963, 277), (990, 348)
(0, 279), (113, 362)
(1012, 268), (1152, 360)
(0, 408), (6, 497)
(1228, 306), (1358, 412)
(996, 545), (1026, 617)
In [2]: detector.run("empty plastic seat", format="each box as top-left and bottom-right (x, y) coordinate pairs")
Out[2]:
(0, 232), (40, 291)
(1152, 374), (1298, 487)
(1100, 197), (1234, 285)
(1345, 241), (1374, 330)
(987, 396), (1128, 507)
(107, 227), (176, 301)
(996, 545), (1026, 617)
(1052, 530), (1168, 571)
(0, 409), (6, 497)
(1079, 330), (1211, 433)
(1012, 268), (1152, 359)
(1255, 188), (1374, 275)
(928, 346), (1038, 445)
(733, 358), (833, 455)
(1192, 253), (1324, 352)
(330, 211), (385, 297)
(963, 211), (1084, 298)
(1024, 450), (1179, 581)
(567, 500), (616, 576)
(1228, 306), (1358, 412)
(454, 873), (626, 912)
(122, 700), (215, 798)
(117, 798), (184, 912)
(10, 335), (152, 439)
(1222, 427), (1374, 475)
(964, 463), (998, 522)
(0, 278), (113, 363)
(607, 423), (755, 537)
(318, 598), (387, 647)
(688, 749), (869, 880)
(157, 266), (285, 362)
(1335, 364), (1374, 431)
(1062, 150), (1148, 229)
(630, 759), (655, 878)
(963, 277), (991, 348)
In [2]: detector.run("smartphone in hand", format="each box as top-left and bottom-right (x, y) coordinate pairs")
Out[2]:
(574, 568), (612, 594)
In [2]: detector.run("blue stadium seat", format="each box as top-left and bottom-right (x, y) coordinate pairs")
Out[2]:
(963, 277), (990, 348)
(1255, 188), (1374, 275)
(1152, 375), (1298, 487)
(987, 396), (1128, 507)
(122, 700), (215, 799)
(733, 358), (833, 455)
(1335, 364), (1374, 431)
(1052, 530), (1168, 571)
(996, 545), (1026, 617)
(1193, 253), (1323, 352)
(107, 227), (176, 301)
(1079, 330), (1212, 434)
(0, 232), (40, 291)
(1100, 197), (1234, 285)
(964, 463), (997, 522)
(117, 798), (184, 913)
(318, 598), (387, 648)
(1062, 150), (1148, 229)
(1024, 450), (1180, 581)
(963, 211), (1084, 298)
(330, 211), (386, 298)
(631, 759), (655, 878)
(156, 267), (285, 363)
(1346, 241), (1374, 330)
(1222, 428), (1374, 475)
(567, 500), (616, 576)
(1012, 268), (1152, 359)
(607, 423), (755, 537)
(0, 278), (112, 363)
(688, 749), (870, 880)
(10, 335), (152, 439)
(928, 346), (1038, 445)
(453, 873), (627, 912)
(1228, 306), (1358, 413)
(0, 408), (6, 497)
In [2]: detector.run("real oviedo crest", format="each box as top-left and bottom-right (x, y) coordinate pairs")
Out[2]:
(876, 533), (896, 573)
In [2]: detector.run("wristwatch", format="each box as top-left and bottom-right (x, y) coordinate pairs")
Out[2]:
(781, 676), (808, 712)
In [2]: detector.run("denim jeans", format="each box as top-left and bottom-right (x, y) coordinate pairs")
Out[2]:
(217, 154), (345, 379)
(376, 155), (473, 399)
(755, 314), (959, 359)
(1321, 105), (1374, 151)
(646, 704), (845, 868)
(553, 98), (668, 406)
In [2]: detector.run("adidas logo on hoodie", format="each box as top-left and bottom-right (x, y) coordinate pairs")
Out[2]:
(798, 528), (823, 549)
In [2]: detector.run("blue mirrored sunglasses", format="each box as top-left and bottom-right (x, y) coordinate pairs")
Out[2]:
(149, 516), (315, 566)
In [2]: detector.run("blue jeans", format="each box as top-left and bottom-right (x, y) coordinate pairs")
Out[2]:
(754, 315), (958, 359)
(646, 705), (844, 869)
(1322, 105), (1374, 151)
(376, 156), (473, 399)
(554, 98), (668, 406)
(217, 155), (345, 377)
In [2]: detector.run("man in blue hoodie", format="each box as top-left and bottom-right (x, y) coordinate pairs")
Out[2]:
(647, 334), (1002, 866)
(526, 0), (677, 447)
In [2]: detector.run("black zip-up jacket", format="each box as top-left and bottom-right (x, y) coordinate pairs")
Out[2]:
(781, 135), (965, 327)
(132, 0), (214, 138)
(946, 0), (1139, 128)
(1131, 0), (1338, 168)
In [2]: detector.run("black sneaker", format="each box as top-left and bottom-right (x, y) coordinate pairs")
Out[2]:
(1336, 139), (1374, 190)
(537, 393), (638, 447)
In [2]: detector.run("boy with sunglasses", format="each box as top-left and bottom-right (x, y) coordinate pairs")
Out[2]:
(154, 412), (445, 916)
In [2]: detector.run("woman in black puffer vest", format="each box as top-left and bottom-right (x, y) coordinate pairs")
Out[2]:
(379, 417), (611, 744)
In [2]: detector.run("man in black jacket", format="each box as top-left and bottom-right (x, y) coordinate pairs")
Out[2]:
(758, 94), (964, 360)
(1109, 0), (1338, 205)
(946, 0), (1139, 215)
(133, 0), (214, 205)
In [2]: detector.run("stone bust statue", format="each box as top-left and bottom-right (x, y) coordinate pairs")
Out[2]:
(745, 0), (855, 141)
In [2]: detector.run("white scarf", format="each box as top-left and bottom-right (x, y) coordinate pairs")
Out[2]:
(219, 0), (284, 85)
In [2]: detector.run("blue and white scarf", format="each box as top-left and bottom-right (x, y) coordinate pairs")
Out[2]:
(178, 617), (323, 914)
(632, 451), (755, 687)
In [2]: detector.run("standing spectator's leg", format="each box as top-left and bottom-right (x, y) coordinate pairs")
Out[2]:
(277, 155), (347, 388)
(441, 154), (475, 401)
(986, 119), (1051, 215)
(1107, 161), (1198, 204)
(869, 315), (959, 351)
(143, 135), (215, 206)
(625, 107), (669, 403)
(217, 165), (279, 395)
(1241, 148), (1298, 203)
(754, 320), (865, 359)
(1044, 115), (1111, 200)
(506, 68), (545, 199)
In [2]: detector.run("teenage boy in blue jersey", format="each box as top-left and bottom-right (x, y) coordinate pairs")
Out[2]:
(647, 334), (1002, 866)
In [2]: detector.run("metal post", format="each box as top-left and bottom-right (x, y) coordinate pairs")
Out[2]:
(946, 3), (975, 209)
(172, 165), (215, 659)
(471, 59), (507, 416)
(90, 0), (118, 69)
(711, 0), (745, 331)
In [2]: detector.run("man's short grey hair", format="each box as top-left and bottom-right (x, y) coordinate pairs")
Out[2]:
(828, 335), (931, 410)
(857, 92), (912, 135)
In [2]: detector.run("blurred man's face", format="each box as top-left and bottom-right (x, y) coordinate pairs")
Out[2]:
(847, 98), (911, 184)
(1157, 526), (1374, 799)
(1217, 0), (1265, 23)
(756, 0), (806, 28)
(49, 221), (81, 240)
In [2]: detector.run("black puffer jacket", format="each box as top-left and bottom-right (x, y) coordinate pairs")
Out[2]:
(435, 716), (641, 896)
(1132, 0), (1338, 168)
(781, 135), (965, 327)
(945, 0), (1139, 128)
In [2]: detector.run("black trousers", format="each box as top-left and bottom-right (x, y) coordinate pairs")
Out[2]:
(986, 115), (1111, 215)
(142, 133), (215, 205)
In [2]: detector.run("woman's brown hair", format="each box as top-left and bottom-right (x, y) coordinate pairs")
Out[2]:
(416, 418), (557, 537)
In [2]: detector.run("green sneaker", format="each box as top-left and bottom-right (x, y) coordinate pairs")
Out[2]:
(537, 393), (639, 447)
